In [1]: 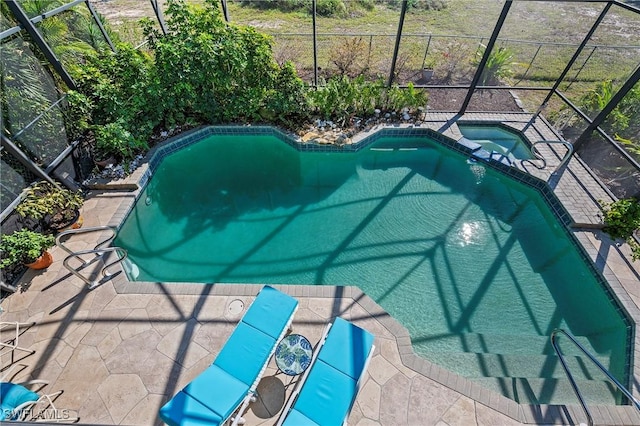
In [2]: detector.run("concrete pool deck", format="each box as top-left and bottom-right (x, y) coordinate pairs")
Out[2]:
(1, 113), (639, 425)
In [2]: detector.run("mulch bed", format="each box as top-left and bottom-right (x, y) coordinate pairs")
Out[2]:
(426, 88), (522, 112)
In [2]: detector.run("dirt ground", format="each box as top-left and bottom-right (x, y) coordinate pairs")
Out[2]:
(426, 88), (521, 112)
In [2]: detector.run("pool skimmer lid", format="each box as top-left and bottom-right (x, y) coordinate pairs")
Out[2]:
(227, 299), (245, 317)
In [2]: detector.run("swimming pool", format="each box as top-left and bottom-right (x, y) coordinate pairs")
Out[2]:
(115, 131), (630, 405)
(458, 123), (534, 162)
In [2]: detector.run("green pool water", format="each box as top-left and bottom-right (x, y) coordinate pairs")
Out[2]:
(115, 134), (629, 405)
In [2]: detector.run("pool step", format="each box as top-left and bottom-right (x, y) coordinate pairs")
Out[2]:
(471, 377), (624, 406)
(416, 332), (600, 357)
(429, 352), (614, 382)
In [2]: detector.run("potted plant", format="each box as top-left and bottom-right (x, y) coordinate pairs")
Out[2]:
(421, 56), (438, 81)
(600, 197), (640, 261)
(0, 229), (56, 270)
(15, 181), (84, 232)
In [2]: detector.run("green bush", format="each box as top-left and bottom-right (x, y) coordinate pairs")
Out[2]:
(63, 90), (94, 141)
(581, 80), (640, 137)
(263, 62), (311, 124)
(601, 197), (640, 261)
(474, 44), (517, 85)
(69, 43), (159, 142)
(310, 76), (427, 122)
(316, 0), (346, 16)
(0, 229), (55, 268)
(142, 0), (310, 127)
(94, 121), (148, 162)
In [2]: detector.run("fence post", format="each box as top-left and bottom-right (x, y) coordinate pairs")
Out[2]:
(420, 34), (433, 70)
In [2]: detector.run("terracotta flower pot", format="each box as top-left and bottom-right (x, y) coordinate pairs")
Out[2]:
(25, 251), (53, 270)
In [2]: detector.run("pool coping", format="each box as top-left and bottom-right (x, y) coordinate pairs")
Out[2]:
(101, 122), (640, 425)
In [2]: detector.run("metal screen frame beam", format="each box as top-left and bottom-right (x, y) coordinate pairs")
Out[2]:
(534, 2), (612, 118)
(312, 0), (318, 86)
(574, 64), (640, 149)
(220, 0), (230, 22)
(0, 134), (56, 186)
(388, 0), (408, 87)
(1, 0), (85, 40)
(85, 0), (115, 51)
(459, 0), (512, 113)
(150, 0), (168, 34)
(4, 0), (76, 90)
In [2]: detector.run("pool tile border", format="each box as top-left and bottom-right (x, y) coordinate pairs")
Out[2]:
(109, 124), (639, 425)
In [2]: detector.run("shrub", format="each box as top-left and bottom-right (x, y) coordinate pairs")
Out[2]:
(316, 0), (346, 16)
(474, 44), (517, 85)
(601, 197), (640, 261)
(310, 76), (427, 122)
(69, 43), (159, 142)
(581, 80), (640, 137)
(0, 229), (55, 268)
(62, 90), (94, 141)
(142, 0), (308, 127)
(263, 62), (311, 125)
(329, 37), (367, 77)
(94, 121), (148, 162)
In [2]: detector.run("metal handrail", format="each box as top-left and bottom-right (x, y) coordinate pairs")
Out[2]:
(62, 247), (128, 290)
(530, 140), (574, 175)
(55, 226), (119, 266)
(550, 328), (640, 426)
(55, 226), (127, 289)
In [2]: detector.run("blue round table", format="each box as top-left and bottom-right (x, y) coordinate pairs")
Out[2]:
(275, 334), (313, 376)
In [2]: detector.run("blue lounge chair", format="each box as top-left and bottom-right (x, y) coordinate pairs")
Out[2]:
(159, 285), (298, 426)
(276, 317), (375, 426)
(0, 377), (69, 422)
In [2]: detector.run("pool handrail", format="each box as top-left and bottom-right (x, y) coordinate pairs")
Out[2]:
(550, 328), (640, 426)
(55, 225), (119, 265)
(530, 140), (573, 175)
(55, 226), (128, 289)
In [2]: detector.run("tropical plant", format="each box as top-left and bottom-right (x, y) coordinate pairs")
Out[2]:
(17, 0), (101, 68)
(581, 80), (640, 139)
(309, 76), (426, 122)
(0, 229), (55, 269)
(600, 197), (640, 261)
(580, 81), (626, 128)
(94, 120), (148, 162)
(16, 181), (84, 230)
(615, 134), (640, 158)
(474, 44), (517, 85)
